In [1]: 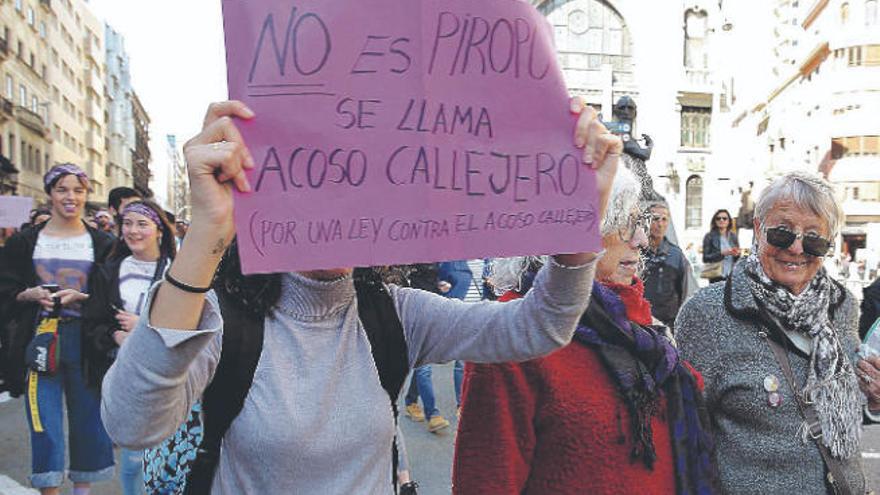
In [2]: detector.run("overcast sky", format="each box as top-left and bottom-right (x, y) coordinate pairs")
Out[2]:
(88, 0), (229, 207)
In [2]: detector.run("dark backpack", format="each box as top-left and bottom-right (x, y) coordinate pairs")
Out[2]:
(182, 266), (410, 494)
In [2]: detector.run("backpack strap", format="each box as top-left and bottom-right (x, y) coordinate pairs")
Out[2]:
(353, 267), (411, 492)
(184, 288), (265, 495)
(186, 270), (409, 494)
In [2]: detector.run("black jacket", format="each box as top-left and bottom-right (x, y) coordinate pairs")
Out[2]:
(702, 230), (739, 264)
(81, 256), (168, 389)
(642, 238), (688, 327)
(0, 221), (114, 396)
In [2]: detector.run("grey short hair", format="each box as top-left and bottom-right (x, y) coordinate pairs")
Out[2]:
(754, 170), (842, 237)
(600, 165), (641, 237)
(489, 165), (641, 292)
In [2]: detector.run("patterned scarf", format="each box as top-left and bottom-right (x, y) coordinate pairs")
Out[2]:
(743, 254), (862, 458)
(574, 280), (717, 495)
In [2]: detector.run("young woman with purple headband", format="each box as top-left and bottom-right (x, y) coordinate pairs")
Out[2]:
(0, 163), (115, 495)
(83, 199), (177, 495)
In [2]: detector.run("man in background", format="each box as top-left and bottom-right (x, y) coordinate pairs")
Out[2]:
(641, 202), (693, 330)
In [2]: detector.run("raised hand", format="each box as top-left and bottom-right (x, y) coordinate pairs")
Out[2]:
(182, 101), (257, 243)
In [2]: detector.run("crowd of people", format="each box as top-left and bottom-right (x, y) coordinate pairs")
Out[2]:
(0, 97), (879, 495)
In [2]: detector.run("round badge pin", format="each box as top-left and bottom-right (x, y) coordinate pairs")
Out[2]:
(763, 375), (779, 393)
(768, 391), (782, 408)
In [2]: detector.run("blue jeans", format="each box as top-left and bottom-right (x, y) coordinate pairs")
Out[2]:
(24, 320), (115, 488)
(119, 448), (145, 495)
(454, 360), (464, 407)
(404, 365), (440, 419)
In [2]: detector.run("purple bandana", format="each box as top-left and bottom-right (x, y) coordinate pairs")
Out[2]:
(122, 202), (162, 227)
(43, 163), (89, 193)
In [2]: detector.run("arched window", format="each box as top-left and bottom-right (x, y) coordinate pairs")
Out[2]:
(867, 0), (878, 25)
(841, 2), (850, 24)
(540, 0), (634, 92)
(684, 9), (709, 68)
(686, 175), (703, 229)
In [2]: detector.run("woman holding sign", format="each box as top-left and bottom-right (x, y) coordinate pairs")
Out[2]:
(453, 167), (717, 495)
(100, 98), (619, 494)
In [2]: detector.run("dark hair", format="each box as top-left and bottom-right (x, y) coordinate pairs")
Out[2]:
(108, 187), (141, 212)
(710, 209), (733, 233)
(29, 207), (52, 224)
(110, 199), (177, 261)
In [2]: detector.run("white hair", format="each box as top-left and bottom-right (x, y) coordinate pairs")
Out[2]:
(489, 166), (641, 293)
(754, 170), (842, 237)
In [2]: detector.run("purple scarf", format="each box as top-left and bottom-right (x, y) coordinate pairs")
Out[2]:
(574, 281), (718, 495)
(43, 163), (89, 193)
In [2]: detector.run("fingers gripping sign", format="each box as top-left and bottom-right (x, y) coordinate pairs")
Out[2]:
(183, 101), (257, 238)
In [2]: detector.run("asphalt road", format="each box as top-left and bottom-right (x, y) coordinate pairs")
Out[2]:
(1, 361), (879, 495)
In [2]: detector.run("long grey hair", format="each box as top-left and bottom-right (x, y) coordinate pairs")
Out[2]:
(489, 166), (641, 293)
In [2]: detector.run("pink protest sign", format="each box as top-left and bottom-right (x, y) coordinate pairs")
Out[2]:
(222, 0), (601, 273)
(0, 195), (32, 228)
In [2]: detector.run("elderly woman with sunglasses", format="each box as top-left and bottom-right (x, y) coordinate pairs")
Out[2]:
(676, 171), (880, 494)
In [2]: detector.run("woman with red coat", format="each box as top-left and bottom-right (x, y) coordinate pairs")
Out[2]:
(453, 167), (718, 495)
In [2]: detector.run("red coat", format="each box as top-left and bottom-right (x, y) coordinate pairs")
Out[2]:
(453, 291), (676, 495)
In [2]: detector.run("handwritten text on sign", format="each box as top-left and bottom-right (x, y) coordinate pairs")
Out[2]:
(222, 0), (601, 273)
(0, 196), (32, 228)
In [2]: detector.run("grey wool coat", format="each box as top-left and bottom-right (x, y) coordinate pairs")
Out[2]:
(676, 261), (868, 495)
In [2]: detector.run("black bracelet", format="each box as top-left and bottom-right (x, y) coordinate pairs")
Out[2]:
(164, 272), (212, 293)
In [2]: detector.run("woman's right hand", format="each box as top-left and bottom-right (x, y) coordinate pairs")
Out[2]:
(16, 286), (53, 310)
(182, 101), (256, 242)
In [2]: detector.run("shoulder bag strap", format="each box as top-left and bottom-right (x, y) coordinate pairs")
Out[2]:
(761, 330), (853, 495)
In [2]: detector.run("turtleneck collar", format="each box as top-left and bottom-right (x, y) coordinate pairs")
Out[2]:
(275, 272), (356, 321)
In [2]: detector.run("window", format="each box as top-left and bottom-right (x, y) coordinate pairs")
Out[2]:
(5, 75), (12, 99)
(841, 2), (850, 24)
(684, 9), (709, 68)
(27, 7), (34, 27)
(31, 95), (37, 113)
(20, 140), (26, 171)
(680, 106), (712, 148)
(19, 84), (26, 106)
(868, 0), (879, 25)
(14, 0), (22, 12)
(686, 175), (703, 229)
(849, 46), (863, 66)
(39, 21), (47, 39)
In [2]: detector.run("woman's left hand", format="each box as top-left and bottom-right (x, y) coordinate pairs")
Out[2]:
(54, 289), (88, 307)
(115, 311), (139, 332)
(857, 356), (880, 410)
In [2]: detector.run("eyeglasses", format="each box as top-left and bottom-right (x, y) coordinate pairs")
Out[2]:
(715, 216), (730, 221)
(765, 226), (832, 257)
(619, 212), (652, 242)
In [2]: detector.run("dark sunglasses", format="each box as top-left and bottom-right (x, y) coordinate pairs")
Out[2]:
(715, 216), (729, 221)
(765, 226), (831, 257)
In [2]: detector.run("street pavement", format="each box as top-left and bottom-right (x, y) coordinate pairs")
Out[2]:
(2, 362), (880, 494)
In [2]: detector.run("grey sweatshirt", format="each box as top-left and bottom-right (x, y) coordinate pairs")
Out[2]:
(676, 261), (866, 494)
(101, 259), (596, 494)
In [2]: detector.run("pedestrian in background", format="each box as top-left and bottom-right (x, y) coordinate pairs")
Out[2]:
(0, 163), (115, 495)
(641, 202), (691, 330)
(403, 263), (452, 433)
(677, 171), (879, 494)
(437, 260), (474, 416)
(83, 200), (177, 495)
(702, 208), (740, 283)
(454, 167), (717, 495)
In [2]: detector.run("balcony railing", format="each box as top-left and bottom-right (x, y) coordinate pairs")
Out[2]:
(0, 97), (13, 119)
(14, 106), (47, 136)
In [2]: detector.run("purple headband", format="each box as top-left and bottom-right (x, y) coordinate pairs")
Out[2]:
(43, 163), (89, 193)
(122, 202), (162, 227)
